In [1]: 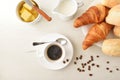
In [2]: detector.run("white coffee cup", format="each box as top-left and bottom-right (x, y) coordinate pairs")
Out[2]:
(37, 42), (66, 63)
(52, 0), (84, 21)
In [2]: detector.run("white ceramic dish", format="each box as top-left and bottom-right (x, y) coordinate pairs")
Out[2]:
(36, 33), (73, 70)
(52, 0), (84, 21)
(16, 0), (41, 24)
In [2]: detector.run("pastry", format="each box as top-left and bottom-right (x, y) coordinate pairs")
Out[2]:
(102, 39), (120, 56)
(101, 0), (120, 8)
(82, 22), (113, 50)
(106, 4), (120, 26)
(113, 26), (120, 37)
(74, 4), (109, 28)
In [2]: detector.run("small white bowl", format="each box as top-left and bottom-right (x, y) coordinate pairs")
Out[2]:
(16, 0), (41, 24)
(52, 0), (84, 21)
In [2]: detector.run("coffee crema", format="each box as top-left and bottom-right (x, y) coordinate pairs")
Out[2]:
(47, 45), (62, 60)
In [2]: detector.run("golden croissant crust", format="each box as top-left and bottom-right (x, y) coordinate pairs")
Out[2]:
(74, 4), (109, 28)
(82, 22), (113, 50)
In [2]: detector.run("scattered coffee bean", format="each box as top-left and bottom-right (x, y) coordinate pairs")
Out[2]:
(116, 68), (119, 71)
(76, 57), (79, 60)
(81, 63), (84, 66)
(96, 65), (100, 68)
(79, 69), (81, 72)
(79, 68), (82, 72)
(77, 68), (80, 71)
(87, 60), (91, 64)
(106, 67), (109, 70)
(74, 55), (119, 76)
(88, 66), (91, 71)
(81, 63), (85, 68)
(79, 55), (83, 60)
(89, 74), (93, 76)
(81, 70), (85, 72)
(106, 61), (110, 64)
(90, 56), (94, 61)
(66, 59), (69, 62)
(91, 63), (95, 66)
(84, 63), (87, 66)
(87, 61), (89, 64)
(96, 55), (99, 58)
(109, 70), (113, 73)
(74, 61), (77, 64)
(63, 61), (66, 64)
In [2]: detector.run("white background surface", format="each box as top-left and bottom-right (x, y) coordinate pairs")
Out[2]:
(0, 0), (120, 80)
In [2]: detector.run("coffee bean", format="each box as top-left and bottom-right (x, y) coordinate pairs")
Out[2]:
(81, 63), (84, 66)
(90, 56), (94, 61)
(106, 61), (110, 64)
(66, 59), (69, 62)
(87, 61), (90, 64)
(81, 63), (85, 68)
(96, 65), (100, 68)
(84, 63), (87, 66)
(88, 66), (91, 71)
(79, 69), (81, 72)
(77, 68), (80, 71)
(63, 61), (66, 64)
(96, 55), (99, 58)
(82, 70), (85, 72)
(89, 74), (93, 76)
(77, 68), (82, 72)
(74, 61), (77, 64)
(116, 68), (119, 71)
(106, 67), (109, 70)
(79, 55), (83, 60)
(91, 63), (95, 66)
(87, 60), (91, 64)
(76, 57), (79, 60)
(109, 70), (113, 73)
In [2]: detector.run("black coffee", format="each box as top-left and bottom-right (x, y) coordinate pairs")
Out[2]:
(47, 45), (62, 60)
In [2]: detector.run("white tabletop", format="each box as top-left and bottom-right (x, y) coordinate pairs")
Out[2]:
(0, 0), (120, 80)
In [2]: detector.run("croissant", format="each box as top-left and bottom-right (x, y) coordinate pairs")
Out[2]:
(74, 4), (109, 28)
(82, 22), (113, 50)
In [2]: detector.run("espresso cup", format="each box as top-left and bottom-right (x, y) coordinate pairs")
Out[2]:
(37, 42), (65, 63)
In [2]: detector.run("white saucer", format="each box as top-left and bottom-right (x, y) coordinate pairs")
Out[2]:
(36, 33), (73, 70)
(81, 24), (115, 47)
